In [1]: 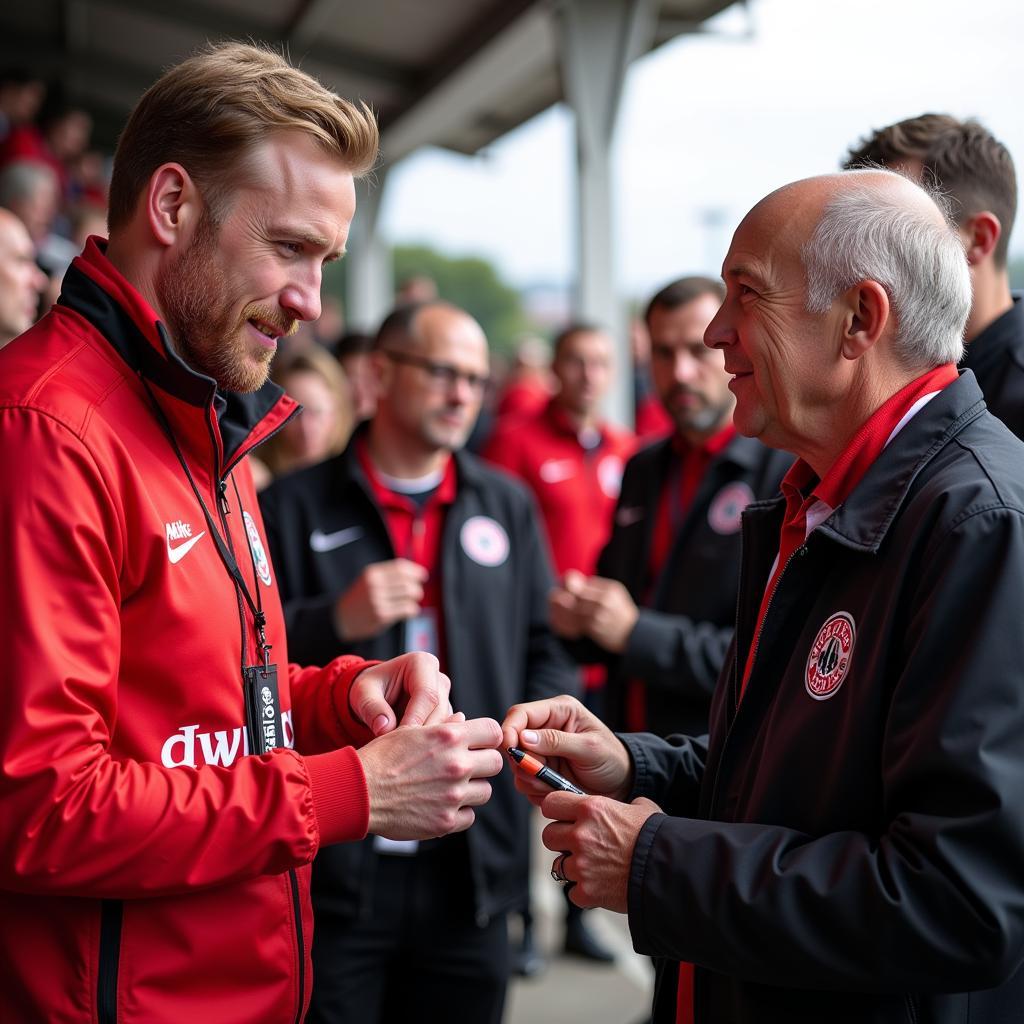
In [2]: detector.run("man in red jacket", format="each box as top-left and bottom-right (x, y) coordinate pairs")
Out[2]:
(0, 43), (503, 1024)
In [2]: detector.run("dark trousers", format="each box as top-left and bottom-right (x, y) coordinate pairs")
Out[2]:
(308, 840), (510, 1024)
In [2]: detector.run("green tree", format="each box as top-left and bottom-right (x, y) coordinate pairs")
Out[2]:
(392, 244), (531, 358)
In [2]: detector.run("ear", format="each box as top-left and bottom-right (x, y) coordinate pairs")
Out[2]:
(145, 163), (202, 248)
(960, 211), (1001, 267)
(840, 280), (890, 361)
(369, 350), (392, 393)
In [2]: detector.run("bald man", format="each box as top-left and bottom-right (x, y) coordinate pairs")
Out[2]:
(0, 207), (46, 347)
(260, 301), (577, 1024)
(501, 170), (1024, 1022)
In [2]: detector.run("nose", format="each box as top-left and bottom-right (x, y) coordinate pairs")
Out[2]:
(673, 349), (700, 384)
(279, 265), (322, 323)
(703, 303), (732, 352)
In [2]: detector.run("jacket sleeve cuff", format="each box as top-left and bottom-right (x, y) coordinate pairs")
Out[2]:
(305, 745), (370, 846)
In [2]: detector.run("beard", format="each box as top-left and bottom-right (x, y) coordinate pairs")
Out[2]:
(663, 385), (734, 437)
(155, 212), (293, 393)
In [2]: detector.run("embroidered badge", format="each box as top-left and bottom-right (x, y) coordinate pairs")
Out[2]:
(460, 516), (510, 567)
(805, 612), (856, 700)
(707, 481), (754, 535)
(243, 511), (273, 586)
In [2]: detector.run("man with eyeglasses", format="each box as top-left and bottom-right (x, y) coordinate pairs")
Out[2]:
(260, 300), (577, 1024)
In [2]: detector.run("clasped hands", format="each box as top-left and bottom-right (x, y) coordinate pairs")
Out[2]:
(350, 657), (660, 914)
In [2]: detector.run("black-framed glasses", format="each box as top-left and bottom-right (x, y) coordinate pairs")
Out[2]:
(383, 350), (490, 394)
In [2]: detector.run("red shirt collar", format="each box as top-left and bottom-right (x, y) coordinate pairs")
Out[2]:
(356, 435), (457, 511)
(781, 363), (958, 513)
(671, 421), (737, 458)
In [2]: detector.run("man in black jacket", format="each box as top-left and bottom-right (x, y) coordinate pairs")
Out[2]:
(550, 277), (789, 737)
(261, 301), (577, 1024)
(845, 114), (1023, 437)
(502, 169), (1024, 1023)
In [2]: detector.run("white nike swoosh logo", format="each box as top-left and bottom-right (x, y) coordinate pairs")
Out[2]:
(615, 506), (645, 527)
(167, 531), (207, 564)
(310, 526), (364, 553)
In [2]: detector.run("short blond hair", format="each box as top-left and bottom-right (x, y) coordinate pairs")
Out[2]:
(109, 41), (379, 230)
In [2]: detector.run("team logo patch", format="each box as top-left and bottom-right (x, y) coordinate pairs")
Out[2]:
(597, 455), (625, 499)
(539, 458), (575, 484)
(460, 516), (509, 567)
(707, 482), (754, 535)
(805, 612), (856, 700)
(243, 511), (273, 587)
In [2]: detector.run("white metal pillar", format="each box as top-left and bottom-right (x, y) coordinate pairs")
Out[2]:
(345, 171), (393, 333)
(558, 0), (656, 427)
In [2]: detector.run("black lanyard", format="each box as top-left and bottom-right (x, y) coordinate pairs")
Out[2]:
(137, 373), (272, 669)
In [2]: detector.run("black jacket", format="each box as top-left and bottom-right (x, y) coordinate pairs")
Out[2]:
(961, 297), (1024, 440)
(624, 373), (1024, 1023)
(574, 435), (789, 737)
(260, 438), (577, 923)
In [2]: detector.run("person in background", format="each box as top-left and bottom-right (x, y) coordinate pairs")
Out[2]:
(332, 329), (379, 424)
(0, 158), (77, 281)
(505, 168), (1024, 1023)
(485, 322), (634, 967)
(261, 300), (577, 1024)
(0, 206), (47, 347)
(395, 271), (438, 305)
(494, 333), (554, 422)
(254, 347), (354, 489)
(845, 114), (1022, 436)
(550, 277), (789, 739)
(0, 70), (45, 146)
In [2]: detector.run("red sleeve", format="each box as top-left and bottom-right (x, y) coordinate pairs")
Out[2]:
(0, 409), (364, 898)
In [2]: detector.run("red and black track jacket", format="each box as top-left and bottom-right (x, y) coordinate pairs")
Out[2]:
(0, 240), (376, 1023)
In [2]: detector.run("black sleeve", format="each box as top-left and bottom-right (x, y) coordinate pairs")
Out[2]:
(620, 609), (732, 700)
(627, 508), (1024, 993)
(621, 731), (708, 817)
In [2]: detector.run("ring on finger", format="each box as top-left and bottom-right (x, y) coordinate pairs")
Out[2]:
(550, 851), (571, 885)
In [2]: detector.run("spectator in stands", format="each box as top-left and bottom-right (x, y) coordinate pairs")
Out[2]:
(332, 330), (378, 423)
(260, 300), (577, 1024)
(549, 277), (789, 738)
(505, 167), (1024, 1024)
(0, 158), (77, 279)
(253, 347), (354, 490)
(0, 70), (45, 146)
(485, 322), (634, 966)
(0, 206), (47, 347)
(845, 115), (1022, 436)
(494, 333), (554, 421)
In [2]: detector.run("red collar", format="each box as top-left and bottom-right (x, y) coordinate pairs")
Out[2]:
(671, 422), (737, 459)
(545, 399), (607, 447)
(356, 436), (457, 511)
(783, 363), (958, 512)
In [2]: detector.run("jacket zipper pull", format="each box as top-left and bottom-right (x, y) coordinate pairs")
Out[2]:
(219, 479), (230, 516)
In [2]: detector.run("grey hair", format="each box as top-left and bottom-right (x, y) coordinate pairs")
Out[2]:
(801, 174), (971, 367)
(0, 159), (58, 207)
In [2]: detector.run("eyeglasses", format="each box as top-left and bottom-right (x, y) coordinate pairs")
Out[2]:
(384, 350), (490, 394)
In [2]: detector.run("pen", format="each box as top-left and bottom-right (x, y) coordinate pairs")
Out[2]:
(507, 746), (586, 795)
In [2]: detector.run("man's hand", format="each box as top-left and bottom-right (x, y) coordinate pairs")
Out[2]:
(540, 791), (661, 913)
(349, 652), (452, 736)
(569, 575), (639, 653)
(502, 694), (633, 802)
(549, 571), (639, 653)
(333, 559), (427, 641)
(356, 717), (504, 840)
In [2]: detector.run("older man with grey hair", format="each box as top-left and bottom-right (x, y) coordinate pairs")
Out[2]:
(500, 169), (1024, 1023)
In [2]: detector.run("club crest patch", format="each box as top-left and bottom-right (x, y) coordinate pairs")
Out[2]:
(243, 511), (273, 587)
(460, 515), (510, 567)
(805, 612), (855, 700)
(707, 482), (754, 535)
(597, 455), (625, 499)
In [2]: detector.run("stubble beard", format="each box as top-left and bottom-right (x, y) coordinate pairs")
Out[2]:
(156, 214), (275, 394)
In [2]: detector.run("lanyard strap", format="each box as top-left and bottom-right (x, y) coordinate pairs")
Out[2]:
(137, 373), (271, 667)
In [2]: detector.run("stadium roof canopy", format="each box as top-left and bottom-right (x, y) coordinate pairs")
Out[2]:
(0, 0), (737, 164)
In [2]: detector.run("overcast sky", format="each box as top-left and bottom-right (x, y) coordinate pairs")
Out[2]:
(378, 0), (1024, 301)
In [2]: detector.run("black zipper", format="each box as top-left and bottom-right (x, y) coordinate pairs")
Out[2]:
(289, 869), (306, 1023)
(97, 899), (123, 1023)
